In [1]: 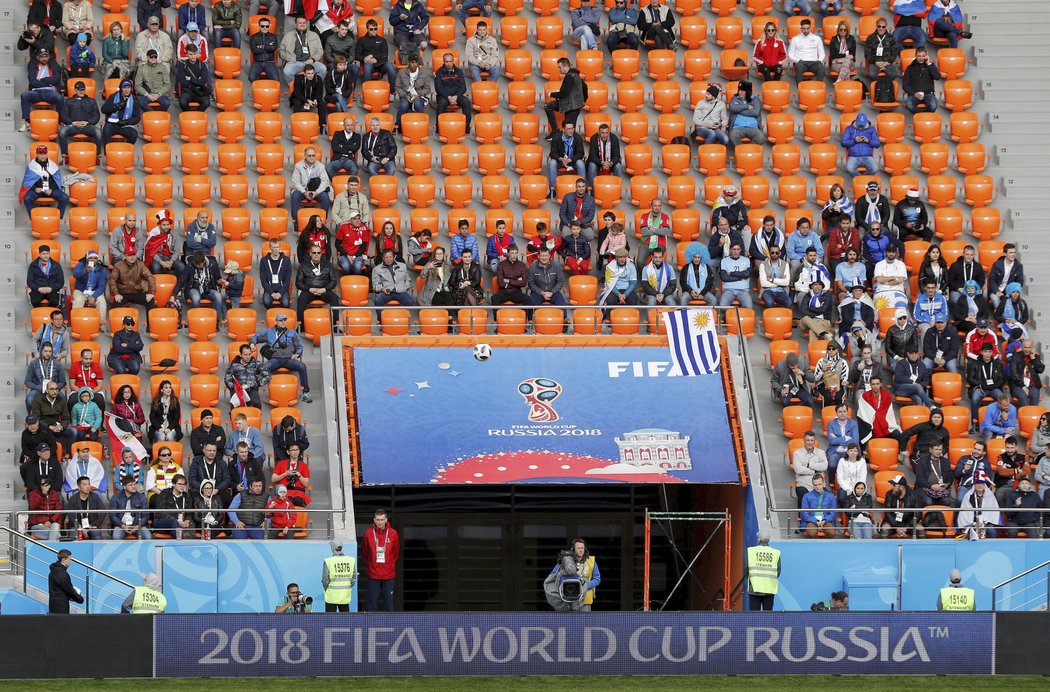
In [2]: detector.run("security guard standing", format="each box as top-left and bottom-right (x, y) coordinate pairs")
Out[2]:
(121, 573), (167, 614)
(746, 531), (781, 611)
(322, 540), (357, 612)
(937, 568), (975, 611)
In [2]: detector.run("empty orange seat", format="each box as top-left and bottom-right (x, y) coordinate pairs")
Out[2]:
(949, 112), (980, 144)
(362, 80), (391, 112)
(105, 175), (136, 206)
(666, 176), (696, 209)
(186, 308), (218, 342)
(933, 208), (964, 241)
(777, 176), (808, 209)
(761, 80), (791, 114)
(535, 17), (564, 48)
(437, 113), (468, 143)
(473, 113), (503, 145)
(697, 144), (727, 175)
(511, 113), (540, 143)
(971, 208), (1001, 241)
(575, 49), (604, 81)
(679, 16), (708, 49)
(619, 112), (650, 144)
(771, 143), (801, 175)
(217, 143), (247, 175)
(964, 175), (994, 208)
(734, 144), (765, 176)
(782, 405), (814, 439)
(802, 112), (831, 144)
(834, 80), (863, 113)
(955, 143), (986, 176)
(256, 175), (286, 208)
(623, 145), (653, 176)
(661, 144), (691, 176)
(181, 175), (212, 207)
(500, 16), (528, 48)
(518, 175), (549, 209)
(881, 142), (912, 176)
(253, 112), (284, 143)
(630, 175), (660, 208)
(683, 49), (713, 80)
(714, 16), (743, 49)
(214, 79), (244, 111)
(178, 143), (210, 176)
(765, 113), (796, 144)
(943, 79), (973, 112)
(268, 374), (301, 407)
(797, 81), (827, 112)
(912, 112), (943, 143)
(616, 81), (645, 113)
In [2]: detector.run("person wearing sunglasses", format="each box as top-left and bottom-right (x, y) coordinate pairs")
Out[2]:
(752, 22), (786, 82)
(606, 0), (639, 52)
(248, 18), (279, 82)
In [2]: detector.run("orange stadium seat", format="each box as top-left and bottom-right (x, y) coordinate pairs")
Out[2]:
(763, 308), (793, 341)
(697, 144), (727, 175)
(771, 143), (801, 175)
(950, 112), (980, 144)
(683, 49), (712, 81)
(797, 81), (827, 112)
(437, 113), (468, 143)
(971, 208), (1001, 241)
(105, 142), (136, 173)
(933, 209), (964, 241)
(867, 439), (900, 473)
(619, 113), (650, 144)
(500, 17), (528, 49)
(666, 177), (696, 209)
(217, 144), (247, 175)
(943, 80), (973, 112)
(802, 112), (831, 144)
(679, 17), (708, 49)
(512, 144), (543, 175)
(767, 341), (799, 369)
(714, 17), (743, 49)
(782, 405), (814, 439)
(511, 113), (540, 143)
(932, 372), (963, 406)
(912, 112), (943, 144)
(765, 113), (796, 144)
(964, 175), (995, 207)
(624, 145), (653, 176)
(661, 144), (691, 176)
(535, 17), (564, 48)
(761, 81), (791, 114)
(616, 81), (645, 113)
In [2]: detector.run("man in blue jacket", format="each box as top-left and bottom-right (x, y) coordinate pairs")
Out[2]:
(389, 0), (430, 57)
(913, 279), (949, 337)
(19, 49), (64, 131)
(250, 314), (312, 403)
(107, 315), (144, 374)
(110, 475), (151, 539)
(801, 475), (839, 538)
(980, 394), (1018, 444)
(840, 112), (881, 178)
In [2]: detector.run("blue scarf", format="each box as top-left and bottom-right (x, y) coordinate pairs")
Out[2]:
(107, 93), (134, 123)
(685, 262), (708, 292)
(561, 133), (574, 159)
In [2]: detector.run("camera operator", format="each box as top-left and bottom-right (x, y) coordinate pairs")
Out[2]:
(544, 538), (600, 611)
(275, 582), (313, 613)
(18, 23), (56, 58)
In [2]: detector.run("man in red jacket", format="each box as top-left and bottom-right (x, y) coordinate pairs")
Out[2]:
(361, 508), (399, 612)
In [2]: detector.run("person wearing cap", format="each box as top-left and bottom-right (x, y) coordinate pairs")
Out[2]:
(27, 472), (63, 541)
(840, 112), (881, 178)
(26, 243), (66, 308)
(135, 48), (173, 111)
(728, 80), (766, 146)
(813, 341), (849, 408)
(57, 79), (101, 157)
(18, 21), (56, 60)
(190, 409), (228, 457)
(67, 32), (96, 77)
(281, 16), (327, 85)
(106, 315), (145, 375)
(122, 573), (166, 613)
(902, 46), (941, 114)
(922, 313), (961, 374)
(251, 314), (313, 403)
(146, 210), (187, 291)
(1002, 475), (1040, 536)
(109, 252), (158, 324)
(798, 278), (833, 342)
(60, 0), (92, 44)
(20, 146), (68, 222)
(136, 15), (174, 68)
(952, 279), (991, 335)
(219, 261), (245, 310)
(176, 44), (212, 110)
(176, 20), (210, 61)
(854, 182), (891, 234)
(893, 348), (934, 407)
(22, 441), (63, 494)
(771, 351), (814, 406)
(894, 188), (931, 242)
(109, 476), (150, 540)
(322, 541), (357, 612)
(937, 569), (975, 611)
(711, 186), (750, 242)
(19, 47), (64, 133)
(266, 485), (300, 539)
(101, 79), (143, 145)
(20, 415), (57, 466)
(745, 531), (780, 611)
(957, 478), (1001, 539)
(598, 246), (638, 311)
(434, 52), (472, 130)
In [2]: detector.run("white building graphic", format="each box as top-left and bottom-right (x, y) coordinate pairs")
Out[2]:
(614, 429), (692, 470)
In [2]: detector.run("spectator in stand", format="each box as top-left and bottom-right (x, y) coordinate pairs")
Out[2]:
(112, 384), (146, 436)
(228, 477), (268, 539)
(153, 473), (193, 536)
(271, 443), (311, 506)
(109, 254), (158, 323)
(335, 212), (372, 275)
(281, 16), (326, 84)
(854, 181), (891, 234)
(107, 315), (144, 375)
(600, 248), (637, 314)
(841, 479), (875, 539)
(927, 0), (972, 49)
(491, 245), (529, 306)
(995, 283), (1029, 339)
(67, 32), (95, 78)
(826, 404), (860, 477)
(420, 247), (453, 306)
(109, 213), (143, 263)
(136, 16), (174, 69)
(266, 485), (300, 539)
(175, 0), (204, 34)
(893, 348), (934, 407)
(560, 223), (592, 277)
(712, 189), (751, 239)
(638, 199), (671, 267)
(1010, 340), (1044, 407)
(880, 474), (920, 537)
(900, 408), (951, 464)
(872, 251), (909, 324)
(176, 23), (209, 61)
(449, 219), (479, 263)
(840, 113), (880, 178)
(109, 476), (150, 539)
(135, 49), (172, 112)
(63, 443), (106, 494)
(60, 0), (92, 44)
(799, 279), (834, 342)
(176, 44), (211, 110)
(194, 480), (225, 533)
(787, 19), (826, 82)
(607, 0), (640, 51)
(892, 0), (927, 49)
(361, 117), (397, 176)
(968, 343), (1005, 425)
(570, 0), (602, 50)
(57, 80), (101, 156)
(947, 245), (985, 305)
(728, 80), (766, 145)
(328, 121), (362, 179)
(273, 415), (310, 461)
(361, 508), (400, 611)
(597, 215), (627, 271)
(212, 0), (242, 49)
(828, 21), (856, 83)
(753, 22), (786, 81)
(355, 19), (396, 87)
(389, 0), (430, 57)
(291, 63), (325, 116)
(544, 58), (586, 137)
(902, 47), (941, 113)
(324, 55), (355, 113)
(955, 440), (993, 488)
(988, 244), (1024, 309)
(800, 475), (839, 538)
(834, 251), (866, 297)
(771, 352), (814, 407)
(913, 441), (954, 508)
(227, 442), (263, 505)
(558, 178), (595, 239)
(394, 54), (433, 131)
(28, 476), (63, 541)
(719, 242), (753, 309)
(145, 210), (186, 294)
(68, 348), (104, 410)
(792, 246), (830, 311)
(839, 284), (876, 341)
(1002, 476), (1039, 536)
(101, 79), (143, 145)
(548, 123), (586, 200)
(320, 0), (355, 44)
(225, 344), (269, 410)
(69, 387), (102, 441)
(32, 380), (76, 450)
(637, 0), (675, 50)
(149, 380), (183, 442)
(641, 248), (677, 307)
(21, 441), (62, 493)
(758, 246), (792, 309)
(857, 375), (901, 444)
(785, 0), (811, 15)
(692, 84), (729, 146)
(813, 341), (849, 408)
(485, 219), (513, 274)
(21, 146), (67, 218)
(749, 215), (785, 268)
(189, 442), (231, 495)
(372, 249), (414, 306)
(785, 217), (823, 274)
(259, 239), (292, 308)
(913, 280), (950, 338)
(679, 247), (717, 306)
(465, 20), (500, 81)
(981, 394), (1019, 445)
(863, 17), (898, 86)
(18, 23), (55, 62)
(251, 313), (313, 403)
(324, 20), (356, 67)
(992, 436), (1029, 502)
(291, 147), (333, 220)
(25, 342), (66, 412)
(922, 317), (960, 374)
(190, 409), (227, 457)
(64, 476), (104, 540)
(450, 249), (485, 305)
(248, 18), (280, 82)
(434, 53), (472, 131)
(585, 123), (624, 189)
(957, 480), (1001, 539)
(26, 244), (65, 308)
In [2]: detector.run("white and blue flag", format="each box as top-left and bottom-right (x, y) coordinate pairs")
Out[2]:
(663, 309), (722, 376)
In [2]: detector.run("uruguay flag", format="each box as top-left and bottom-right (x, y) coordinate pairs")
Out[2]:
(663, 309), (722, 376)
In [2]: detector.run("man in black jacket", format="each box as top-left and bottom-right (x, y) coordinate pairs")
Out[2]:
(327, 117), (360, 178)
(19, 49), (64, 131)
(585, 123), (624, 188)
(273, 415), (310, 460)
(260, 238), (293, 308)
(968, 343), (1005, 425)
(248, 17), (279, 81)
(48, 550), (85, 614)
(922, 318), (961, 374)
(291, 63), (325, 114)
(946, 244), (985, 305)
(57, 80), (101, 157)
(546, 121), (585, 198)
(434, 52), (472, 129)
(361, 116), (397, 176)
(543, 57), (586, 137)
(637, 0), (676, 49)
(176, 44), (211, 111)
(902, 46), (942, 114)
(913, 442), (954, 507)
(190, 409), (227, 457)
(295, 246), (339, 323)
(17, 22), (55, 59)
(100, 80), (142, 145)
(20, 415), (57, 465)
(355, 19), (396, 87)
(20, 442), (63, 493)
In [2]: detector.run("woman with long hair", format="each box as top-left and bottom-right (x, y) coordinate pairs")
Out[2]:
(112, 384), (145, 435)
(149, 379), (183, 442)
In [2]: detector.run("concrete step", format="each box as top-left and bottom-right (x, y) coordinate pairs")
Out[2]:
(996, 151), (1050, 168)
(974, 52), (1050, 68)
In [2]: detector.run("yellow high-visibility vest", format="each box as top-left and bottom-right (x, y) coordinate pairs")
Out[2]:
(131, 586), (167, 614)
(746, 545), (781, 595)
(939, 586), (975, 611)
(323, 555), (357, 605)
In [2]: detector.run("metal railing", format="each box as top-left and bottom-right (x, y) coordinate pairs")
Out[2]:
(992, 559), (1050, 612)
(0, 525), (134, 614)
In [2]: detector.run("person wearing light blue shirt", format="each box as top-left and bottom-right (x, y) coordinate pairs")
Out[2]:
(913, 279), (950, 336)
(980, 396), (1018, 444)
(785, 218), (823, 272)
(825, 403), (860, 477)
(449, 221), (479, 262)
(834, 249), (866, 293)
(719, 242), (753, 309)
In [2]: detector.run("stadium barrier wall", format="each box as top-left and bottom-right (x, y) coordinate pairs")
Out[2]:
(0, 612), (1004, 678)
(25, 540), (354, 613)
(770, 539), (1050, 612)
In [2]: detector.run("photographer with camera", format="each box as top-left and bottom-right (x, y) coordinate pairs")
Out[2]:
(275, 582), (313, 613)
(18, 22), (55, 59)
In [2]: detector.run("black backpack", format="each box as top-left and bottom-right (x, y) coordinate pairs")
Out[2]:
(874, 74), (895, 103)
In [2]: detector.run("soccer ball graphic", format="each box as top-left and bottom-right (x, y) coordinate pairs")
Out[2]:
(473, 343), (493, 361)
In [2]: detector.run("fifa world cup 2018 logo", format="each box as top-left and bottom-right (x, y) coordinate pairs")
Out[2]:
(518, 378), (563, 422)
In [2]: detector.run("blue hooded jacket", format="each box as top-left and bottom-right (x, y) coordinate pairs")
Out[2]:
(841, 113), (881, 158)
